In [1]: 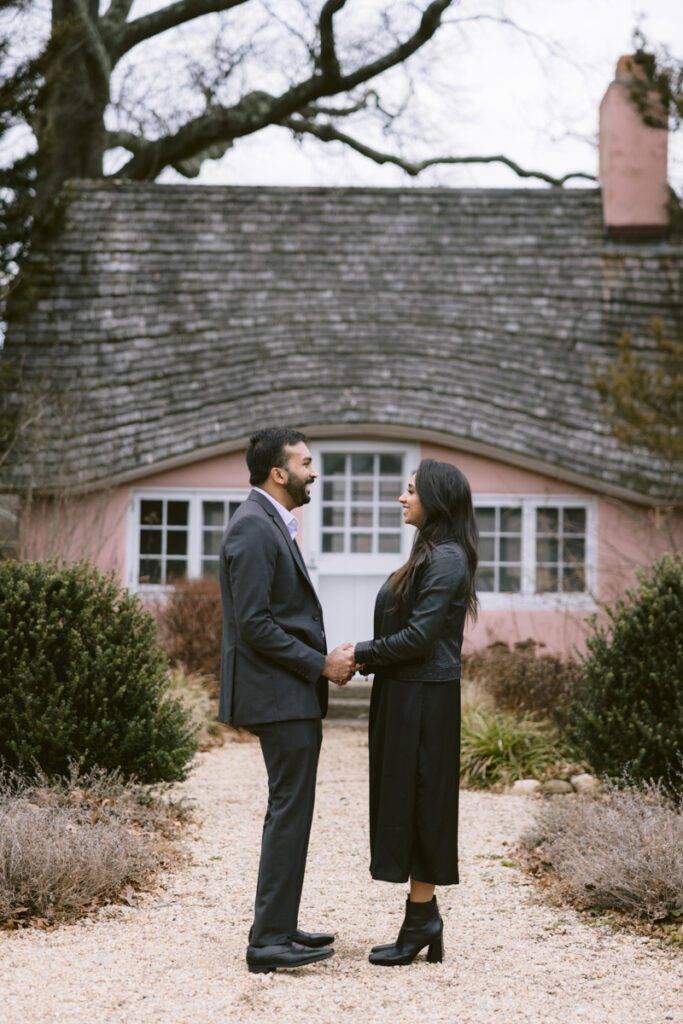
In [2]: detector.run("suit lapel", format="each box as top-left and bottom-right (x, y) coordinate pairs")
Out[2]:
(248, 491), (317, 596)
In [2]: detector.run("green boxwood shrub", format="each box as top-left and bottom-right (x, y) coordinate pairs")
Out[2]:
(0, 561), (198, 782)
(568, 554), (683, 788)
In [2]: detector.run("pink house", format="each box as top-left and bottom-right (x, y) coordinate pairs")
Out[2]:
(2, 59), (681, 657)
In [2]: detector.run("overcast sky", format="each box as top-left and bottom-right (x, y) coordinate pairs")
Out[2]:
(160, 0), (682, 194)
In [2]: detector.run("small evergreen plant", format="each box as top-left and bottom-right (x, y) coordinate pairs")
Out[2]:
(568, 554), (683, 787)
(0, 561), (198, 782)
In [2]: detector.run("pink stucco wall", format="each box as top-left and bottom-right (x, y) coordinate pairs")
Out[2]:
(21, 437), (682, 659)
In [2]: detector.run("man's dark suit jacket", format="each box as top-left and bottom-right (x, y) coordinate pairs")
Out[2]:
(218, 489), (329, 727)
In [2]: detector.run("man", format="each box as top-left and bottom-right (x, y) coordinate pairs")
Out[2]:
(218, 427), (355, 974)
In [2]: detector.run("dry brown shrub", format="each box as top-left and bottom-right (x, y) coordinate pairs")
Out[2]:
(463, 640), (582, 728)
(521, 781), (683, 921)
(0, 766), (191, 928)
(167, 669), (230, 750)
(155, 576), (222, 681)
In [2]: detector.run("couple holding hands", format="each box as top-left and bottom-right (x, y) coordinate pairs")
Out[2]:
(218, 428), (478, 973)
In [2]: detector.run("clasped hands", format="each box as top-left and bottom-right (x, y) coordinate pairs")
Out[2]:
(322, 642), (362, 686)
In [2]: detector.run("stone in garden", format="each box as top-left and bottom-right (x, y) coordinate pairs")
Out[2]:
(570, 773), (600, 794)
(510, 779), (542, 795)
(541, 780), (574, 795)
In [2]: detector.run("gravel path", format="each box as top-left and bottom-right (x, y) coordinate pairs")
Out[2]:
(1, 726), (681, 1024)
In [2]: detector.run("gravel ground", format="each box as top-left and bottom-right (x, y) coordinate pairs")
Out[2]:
(1, 726), (682, 1024)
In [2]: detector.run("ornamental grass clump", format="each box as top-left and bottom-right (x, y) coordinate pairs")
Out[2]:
(567, 554), (683, 788)
(0, 560), (198, 783)
(522, 780), (683, 922)
(0, 765), (189, 928)
(460, 708), (568, 789)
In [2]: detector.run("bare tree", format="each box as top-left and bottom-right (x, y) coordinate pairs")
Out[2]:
(0, 0), (602, 284)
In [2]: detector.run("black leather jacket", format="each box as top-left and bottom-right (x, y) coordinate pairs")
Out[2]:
(354, 540), (469, 682)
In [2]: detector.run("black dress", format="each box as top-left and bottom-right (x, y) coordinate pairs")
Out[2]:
(354, 541), (469, 886)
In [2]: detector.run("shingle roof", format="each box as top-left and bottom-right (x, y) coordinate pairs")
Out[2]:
(3, 181), (682, 501)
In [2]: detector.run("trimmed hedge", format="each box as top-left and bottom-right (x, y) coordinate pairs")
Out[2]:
(0, 561), (197, 782)
(568, 554), (683, 788)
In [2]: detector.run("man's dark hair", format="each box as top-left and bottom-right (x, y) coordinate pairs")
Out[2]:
(247, 428), (308, 486)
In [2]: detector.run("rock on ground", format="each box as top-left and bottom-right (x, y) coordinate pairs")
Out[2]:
(0, 727), (681, 1024)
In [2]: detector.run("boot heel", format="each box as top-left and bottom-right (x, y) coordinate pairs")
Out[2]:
(426, 934), (444, 964)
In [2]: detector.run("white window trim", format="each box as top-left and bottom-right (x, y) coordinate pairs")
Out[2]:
(306, 440), (421, 577)
(475, 494), (598, 611)
(127, 487), (249, 595)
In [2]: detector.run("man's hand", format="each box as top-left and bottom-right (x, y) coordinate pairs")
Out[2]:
(323, 643), (356, 685)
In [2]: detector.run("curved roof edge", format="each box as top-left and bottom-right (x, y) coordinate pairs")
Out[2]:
(17, 423), (670, 508)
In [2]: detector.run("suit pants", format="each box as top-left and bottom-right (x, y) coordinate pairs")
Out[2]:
(247, 718), (323, 947)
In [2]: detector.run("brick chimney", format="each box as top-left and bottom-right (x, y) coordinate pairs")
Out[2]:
(599, 55), (669, 240)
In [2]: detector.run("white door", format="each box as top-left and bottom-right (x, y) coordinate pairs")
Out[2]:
(304, 441), (419, 650)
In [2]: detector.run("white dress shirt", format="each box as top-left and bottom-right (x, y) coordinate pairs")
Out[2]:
(252, 487), (299, 540)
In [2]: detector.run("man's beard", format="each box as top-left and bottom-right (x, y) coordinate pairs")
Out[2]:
(284, 473), (313, 507)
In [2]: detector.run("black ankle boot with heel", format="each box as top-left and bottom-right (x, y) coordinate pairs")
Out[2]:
(369, 895), (444, 966)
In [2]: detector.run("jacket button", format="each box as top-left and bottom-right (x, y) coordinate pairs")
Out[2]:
(313, 613), (319, 621)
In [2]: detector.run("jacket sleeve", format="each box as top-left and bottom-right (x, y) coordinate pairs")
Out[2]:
(354, 547), (466, 670)
(225, 514), (326, 685)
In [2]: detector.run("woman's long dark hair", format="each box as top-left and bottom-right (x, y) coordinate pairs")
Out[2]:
(390, 459), (479, 621)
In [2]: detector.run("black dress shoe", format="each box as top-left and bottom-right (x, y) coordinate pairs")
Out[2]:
(246, 941), (334, 974)
(292, 929), (335, 948)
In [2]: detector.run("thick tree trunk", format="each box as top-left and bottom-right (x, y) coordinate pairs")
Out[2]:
(34, 0), (109, 220)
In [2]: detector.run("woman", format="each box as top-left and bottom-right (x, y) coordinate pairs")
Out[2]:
(354, 458), (478, 967)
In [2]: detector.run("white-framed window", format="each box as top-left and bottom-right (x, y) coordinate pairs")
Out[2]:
(128, 489), (248, 592)
(474, 496), (597, 609)
(306, 440), (420, 576)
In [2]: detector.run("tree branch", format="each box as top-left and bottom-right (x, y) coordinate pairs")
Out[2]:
(283, 117), (597, 187)
(112, 1), (457, 179)
(337, 0), (453, 92)
(316, 0), (347, 81)
(109, 0), (251, 61)
(72, 0), (111, 96)
(102, 0), (135, 27)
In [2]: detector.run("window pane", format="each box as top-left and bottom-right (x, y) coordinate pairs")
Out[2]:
(536, 566), (559, 593)
(139, 558), (161, 585)
(537, 508), (559, 534)
(379, 507), (402, 528)
(500, 507), (522, 533)
(167, 500), (189, 526)
(476, 507), (495, 532)
(564, 537), (585, 564)
(537, 537), (558, 563)
(203, 501), (225, 527)
(500, 536), (521, 563)
(479, 537), (495, 562)
(564, 508), (586, 534)
(351, 454), (374, 475)
(166, 529), (188, 556)
(201, 559), (220, 578)
(323, 454), (346, 475)
(379, 480), (400, 501)
(323, 479), (345, 501)
(379, 454), (403, 475)
(166, 560), (187, 582)
(322, 533), (344, 553)
(351, 534), (373, 553)
(140, 529), (161, 555)
(141, 500), (163, 526)
(499, 567), (521, 592)
(563, 565), (586, 592)
(228, 501), (242, 519)
(322, 506), (345, 527)
(378, 534), (401, 553)
(351, 507), (373, 527)
(202, 531), (222, 557)
(351, 480), (373, 501)
(476, 566), (495, 591)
